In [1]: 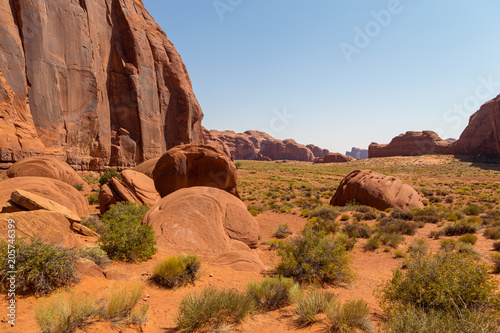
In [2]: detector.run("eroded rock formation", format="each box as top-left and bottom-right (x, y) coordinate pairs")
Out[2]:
(314, 153), (355, 163)
(369, 131), (452, 158)
(0, 0), (203, 170)
(346, 147), (368, 160)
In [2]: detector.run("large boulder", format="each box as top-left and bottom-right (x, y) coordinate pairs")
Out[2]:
(11, 189), (81, 223)
(6, 156), (90, 191)
(0, 211), (81, 247)
(0, 177), (90, 217)
(369, 131), (452, 158)
(330, 170), (424, 211)
(132, 158), (160, 179)
(143, 187), (263, 271)
(452, 94), (500, 158)
(121, 170), (160, 207)
(0, 0), (203, 170)
(153, 145), (239, 198)
(314, 153), (355, 163)
(98, 177), (141, 214)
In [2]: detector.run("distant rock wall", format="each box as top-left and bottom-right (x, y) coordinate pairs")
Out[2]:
(369, 131), (452, 158)
(346, 147), (368, 159)
(0, 0), (203, 170)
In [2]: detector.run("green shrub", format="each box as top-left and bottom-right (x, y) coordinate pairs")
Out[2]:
(72, 183), (84, 191)
(276, 230), (353, 285)
(445, 195), (454, 203)
(104, 282), (144, 319)
(378, 233), (404, 249)
(354, 205), (373, 213)
(99, 169), (122, 186)
(335, 232), (357, 251)
(98, 202), (157, 262)
(446, 210), (465, 221)
(430, 229), (444, 239)
(455, 242), (477, 256)
(152, 254), (201, 288)
(325, 299), (374, 333)
(484, 227), (500, 240)
(364, 237), (381, 251)
(295, 291), (337, 325)
(87, 193), (99, 205)
(406, 239), (428, 257)
(491, 252), (500, 274)
(378, 252), (498, 312)
(0, 238), (78, 296)
(35, 291), (97, 333)
(80, 215), (105, 234)
(234, 161), (242, 169)
(247, 205), (264, 216)
(494, 242), (500, 252)
(463, 204), (483, 216)
(176, 287), (255, 332)
(77, 245), (111, 267)
(390, 208), (414, 221)
(246, 276), (300, 310)
(340, 214), (350, 221)
(443, 220), (479, 236)
(458, 233), (477, 245)
(342, 222), (372, 239)
(303, 217), (338, 235)
(440, 239), (457, 252)
(383, 305), (500, 333)
(393, 250), (405, 258)
(306, 204), (339, 221)
(274, 224), (293, 239)
(377, 217), (417, 236)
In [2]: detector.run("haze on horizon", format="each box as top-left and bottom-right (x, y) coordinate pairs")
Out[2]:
(142, 0), (500, 155)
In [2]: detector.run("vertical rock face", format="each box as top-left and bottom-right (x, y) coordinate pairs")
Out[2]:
(369, 131), (452, 158)
(307, 144), (329, 159)
(0, 0), (203, 170)
(346, 147), (368, 160)
(453, 95), (500, 158)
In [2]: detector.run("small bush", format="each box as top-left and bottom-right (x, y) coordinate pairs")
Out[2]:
(430, 229), (444, 239)
(0, 238), (78, 296)
(390, 208), (414, 221)
(377, 217), (417, 236)
(443, 220), (479, 236)
(80, 215), (105, 234)
(35, 291), (97, 333)
(458, 233), (477, 245)
(176, 287), (255, 332)
(72, 183), (84, 191)
(378, 252), (498, 312)
(325, 299), (374, 333)
(493, 242), (500, 251)
(303, 217), (338, 235)
(484, 227), (500, 240)
(295, 291), (337, 325)
(445, 195), (454, 203)
(274, 224), (293, 239)
(276, 230), (353, 285)
(87, 193), (99, 205)
(99, 168), (122, 186)
(378, 233), (404, 249)
(340, 214), (350, 221)
(463, 204), (483, 216)
(335, 232), (357, 251)
(406, 239), (428, 257)
(104, 282), (144, 319)
(246, 276), (300, 310)
(393, 250), (405, 258)
(455, 242), (477, 256)
(364, 237), (381, 251)
(77, 245), (111, 267)
(446, 210), (465, 221)
(98, 202), (157, 262)
(306, 204), (339, 221)
(152, 254), (201, 289)
(234, 161), (242, 169)
(440, 239), (457, 252)
(383, 305), (500, 333)
(491, 252), (500, 273)
(342, 222), (372, 239)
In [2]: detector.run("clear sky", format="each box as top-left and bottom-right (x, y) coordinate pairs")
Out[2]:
(142, 0), (500, 154)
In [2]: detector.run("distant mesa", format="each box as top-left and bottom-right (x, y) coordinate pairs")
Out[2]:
(0, 0), (203, 170)
(203, 128), (329, 162)
(314, 153), (355, 164)
(346, 147), (368, 160)
(369, 131), (453, 158)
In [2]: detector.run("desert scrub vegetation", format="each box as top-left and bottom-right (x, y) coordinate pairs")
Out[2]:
(342, 221), (372, 239)
(303, 216), (339, 235)
(273, 223), (293, 239)
(98, 168), (122, 186)
(152, 253), (201, 288)
(98, 202), (157, 262)
(103, 282), (146, 319)
(77, 245), (111, 267)
(86, 192), (99, 205)
(80, 215), (105, 234)
(176, 287), (255, 332)
(295, 290), (337, 325)
(376, 216), (417, 235)
(443, 218), (480, 236)
(35, 291), (98, 333)
(0, 238), (78, 296)
(246, 276), (301, 310)
(276, 229), (354, 285)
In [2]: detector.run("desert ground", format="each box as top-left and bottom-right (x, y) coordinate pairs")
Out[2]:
(1, 155), (500, 332)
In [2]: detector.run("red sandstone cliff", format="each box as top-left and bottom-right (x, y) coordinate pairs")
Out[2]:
(0, 0), (203, 170)
(369, 131), (452, 158)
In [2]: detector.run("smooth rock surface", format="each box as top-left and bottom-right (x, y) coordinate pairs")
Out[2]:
(121, 170), (160, 207)
(369, 131), (452, 158)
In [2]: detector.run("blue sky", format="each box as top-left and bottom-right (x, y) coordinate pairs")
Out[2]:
(142, 0), (500, 154)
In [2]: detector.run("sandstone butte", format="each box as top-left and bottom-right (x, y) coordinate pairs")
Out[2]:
(203, 128), (329, 162)
(0, 0), (203, 171)
(369, 94), (500, 159)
